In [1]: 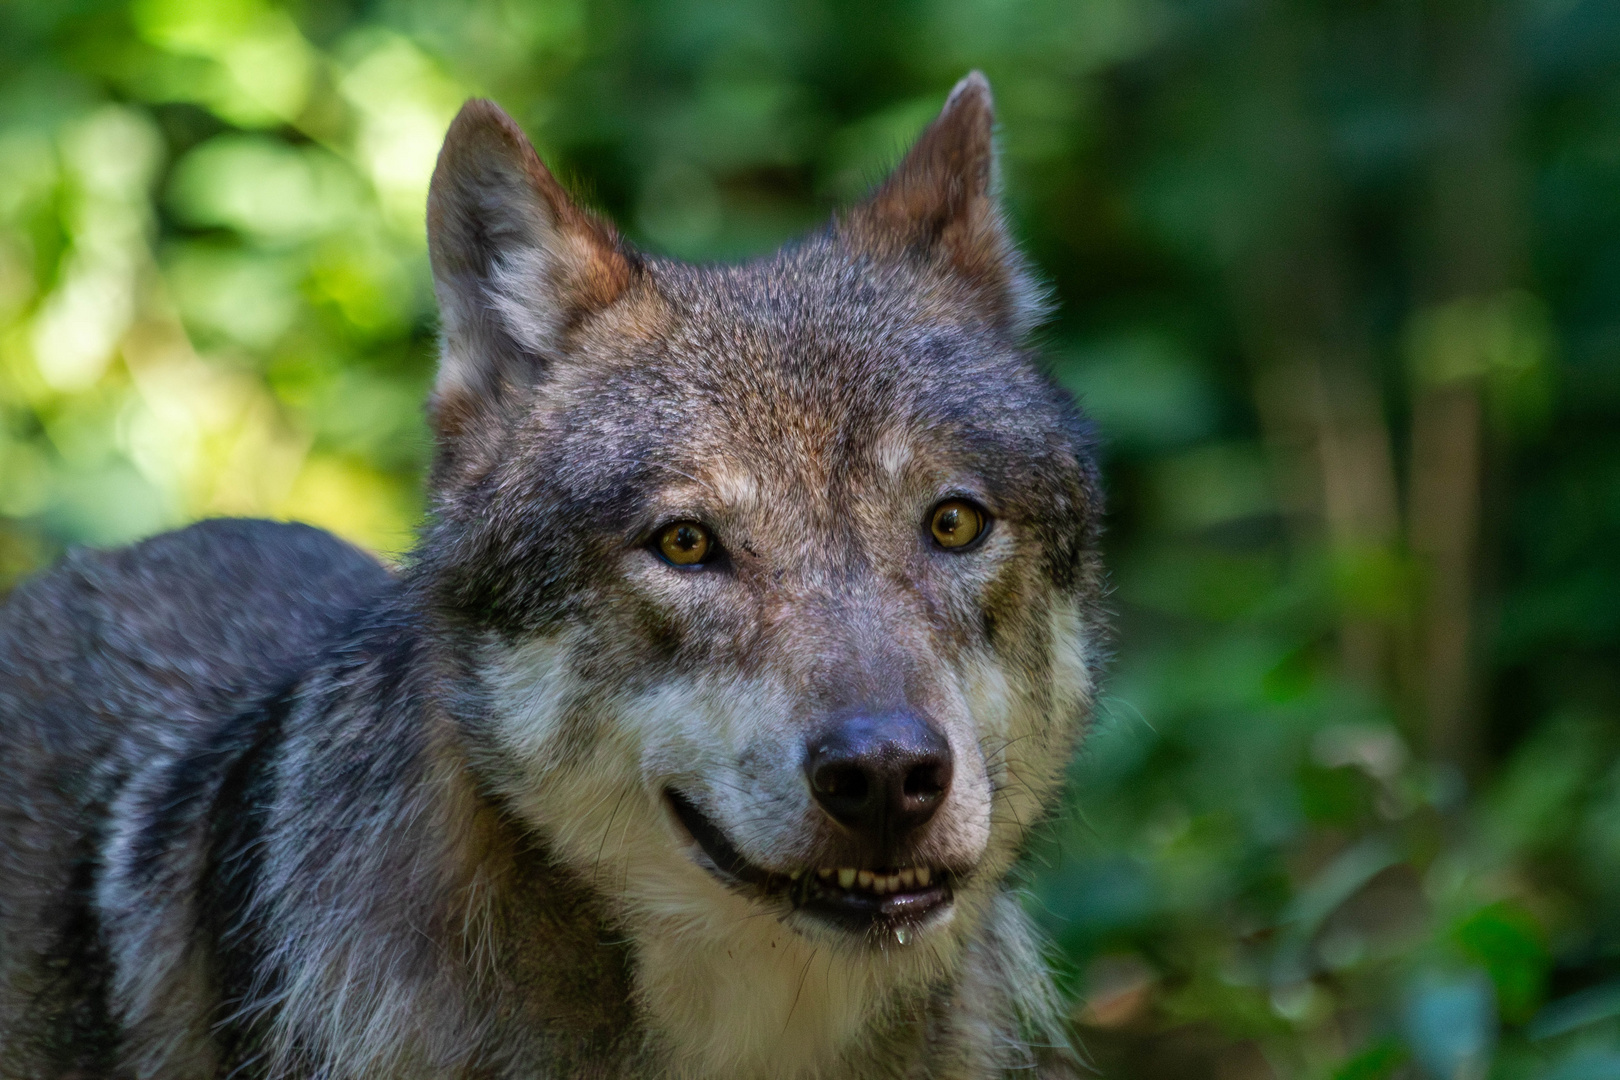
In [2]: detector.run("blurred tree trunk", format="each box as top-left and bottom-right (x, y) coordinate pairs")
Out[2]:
(1227, 3), (1402, 693)
(1407, 0), (1523, 774)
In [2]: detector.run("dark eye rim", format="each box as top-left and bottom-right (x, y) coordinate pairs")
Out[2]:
(650, 519), (723, 569)
(927, 497), (993, 553)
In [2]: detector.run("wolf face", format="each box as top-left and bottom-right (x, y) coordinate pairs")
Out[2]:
(417, 74), (1103, 1075)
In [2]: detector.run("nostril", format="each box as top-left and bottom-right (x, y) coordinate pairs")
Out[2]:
(902, 761), (947, 802)
(813, 762), (870, 803)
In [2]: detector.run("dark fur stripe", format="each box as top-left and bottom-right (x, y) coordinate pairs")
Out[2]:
(38, 786), (121, 1074)
(124, 688), (295, 1077)
(198, 689), (292, 1077)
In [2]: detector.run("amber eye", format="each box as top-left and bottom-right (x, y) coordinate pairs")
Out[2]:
(657, 521), (713, 566)
(929, 500), (988, 550)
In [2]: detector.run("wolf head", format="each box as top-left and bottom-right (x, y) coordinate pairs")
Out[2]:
(417, 73), (1103, 1071)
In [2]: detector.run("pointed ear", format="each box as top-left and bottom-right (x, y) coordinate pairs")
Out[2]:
(426, 99), (631, 455)
(840, 72), (1046, 338)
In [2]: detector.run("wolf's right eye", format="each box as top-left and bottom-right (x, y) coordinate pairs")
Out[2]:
(929, 500), (988, 550)
(656, 522), (714, 567)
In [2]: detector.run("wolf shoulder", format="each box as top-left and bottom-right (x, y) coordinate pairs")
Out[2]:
(0, 518), (393, 745)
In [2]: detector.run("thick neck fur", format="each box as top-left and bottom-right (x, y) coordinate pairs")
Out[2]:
(259, 596), (639, 1076)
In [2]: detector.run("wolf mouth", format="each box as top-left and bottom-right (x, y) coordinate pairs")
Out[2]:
(665, 790), (953, 934)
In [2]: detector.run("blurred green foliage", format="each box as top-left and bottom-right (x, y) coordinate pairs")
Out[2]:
(2, 1), (1618, 1077)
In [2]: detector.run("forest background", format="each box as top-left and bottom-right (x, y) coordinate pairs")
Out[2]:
(1, 0), (1617, 1077)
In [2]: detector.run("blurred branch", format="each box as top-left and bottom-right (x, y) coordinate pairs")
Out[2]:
(1408, 0), (1524, 774)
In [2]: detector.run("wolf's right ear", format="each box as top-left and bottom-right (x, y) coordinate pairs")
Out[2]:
(426, 99), (631, 460)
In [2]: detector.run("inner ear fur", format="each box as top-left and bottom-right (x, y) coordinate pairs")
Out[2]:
(840, 71), (1046, 338)
(426, 99), (631, 462)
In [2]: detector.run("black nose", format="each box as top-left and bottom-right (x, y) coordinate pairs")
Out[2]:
(805, 712), (953, 847)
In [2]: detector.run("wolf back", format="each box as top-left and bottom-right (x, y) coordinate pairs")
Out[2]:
(0, 73), (1105, 1079)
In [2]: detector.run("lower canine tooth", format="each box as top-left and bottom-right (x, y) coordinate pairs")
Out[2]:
(898, 868), (916, 888)
(917, 867), (932, 886)
(857, 870), (875, 889)
(838, 868), (856, 889)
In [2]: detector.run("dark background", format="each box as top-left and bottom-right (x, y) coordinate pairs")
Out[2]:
(2, 1), (1618, 1077)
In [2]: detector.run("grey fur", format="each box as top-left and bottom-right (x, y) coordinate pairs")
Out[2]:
(0, 73), (1103, 1079)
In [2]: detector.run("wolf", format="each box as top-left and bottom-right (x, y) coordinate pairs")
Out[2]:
(0, 72), (1104, 1078)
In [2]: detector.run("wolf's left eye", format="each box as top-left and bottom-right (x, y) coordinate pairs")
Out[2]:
(656, 521), (714, 567)
(929, 500), (989, 550)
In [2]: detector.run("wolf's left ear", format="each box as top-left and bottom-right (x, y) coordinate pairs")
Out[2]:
(427, 99), (632, 459)
(841, 72), (1045, 338)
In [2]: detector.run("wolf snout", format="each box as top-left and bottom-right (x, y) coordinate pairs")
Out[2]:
(805, 712), (953, 848)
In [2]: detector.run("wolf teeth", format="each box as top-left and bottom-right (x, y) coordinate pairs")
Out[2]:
(809, 867), (939, 894)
